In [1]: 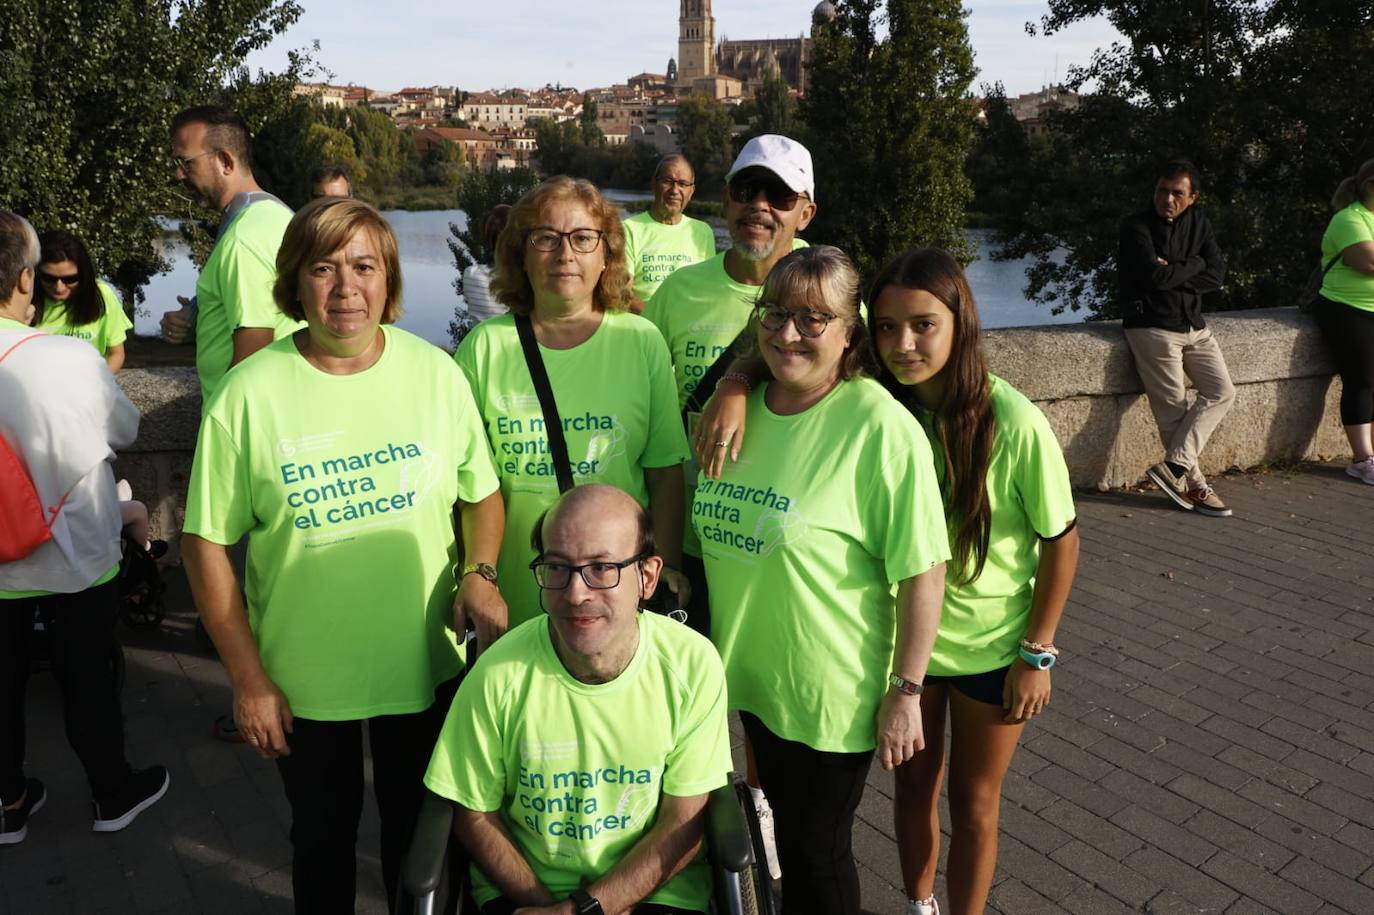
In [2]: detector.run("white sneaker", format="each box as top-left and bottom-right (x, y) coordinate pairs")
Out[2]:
(1346, 456), (1374, 485)
(906, 896), (940, 915)
(755, 801), (782, 881)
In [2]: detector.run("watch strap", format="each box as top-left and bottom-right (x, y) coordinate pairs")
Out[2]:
(569, 888), (604, 915)
(1018, 645), (1058, 669)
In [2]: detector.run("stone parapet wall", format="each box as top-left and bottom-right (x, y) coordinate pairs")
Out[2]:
(984, 307), (1345, 488)
(114, 307), (1346, 544)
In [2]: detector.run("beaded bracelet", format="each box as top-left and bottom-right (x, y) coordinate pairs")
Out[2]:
(1019, 638), (1060, 656)
(720, 371), (753, 392)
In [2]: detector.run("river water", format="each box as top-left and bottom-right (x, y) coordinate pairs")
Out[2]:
(135, 207), (1080, 347)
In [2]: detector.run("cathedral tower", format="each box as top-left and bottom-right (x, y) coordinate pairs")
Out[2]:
(677, 0), (715, 87)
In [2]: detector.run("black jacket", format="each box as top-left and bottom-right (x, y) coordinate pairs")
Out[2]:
(1117, 206), (1226, 331)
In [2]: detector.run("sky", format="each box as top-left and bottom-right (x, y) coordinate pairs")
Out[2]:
(246, 1), (1121, 97)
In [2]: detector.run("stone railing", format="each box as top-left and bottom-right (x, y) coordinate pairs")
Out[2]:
(115, 306), (1347, 545)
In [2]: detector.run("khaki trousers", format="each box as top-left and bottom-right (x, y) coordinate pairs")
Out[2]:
(1124, 326), (1236, 488)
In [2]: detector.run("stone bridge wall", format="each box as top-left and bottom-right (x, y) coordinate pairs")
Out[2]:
(115, 307), (1347, 547)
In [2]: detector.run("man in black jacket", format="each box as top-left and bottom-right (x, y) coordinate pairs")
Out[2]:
(1118, 159), (1236, 517)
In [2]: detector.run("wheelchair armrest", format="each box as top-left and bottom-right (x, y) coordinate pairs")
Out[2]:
(402, 789), (457, 897)
(707, 780), (754, 874)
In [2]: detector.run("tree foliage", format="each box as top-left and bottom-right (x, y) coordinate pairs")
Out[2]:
(746, 71), (799, 143)
(987, 0), (1374, 318)
(533, 119), (658, 188)
(447, 167), (541, 346)
(0, 0), (310, 305)
(801, 0), (977, 279)
(676, 94), (736, 189)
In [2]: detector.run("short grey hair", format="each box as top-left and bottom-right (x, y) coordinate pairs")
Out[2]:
(0, 210), (40, 301)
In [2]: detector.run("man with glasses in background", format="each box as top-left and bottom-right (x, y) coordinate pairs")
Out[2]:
(424, 484), (730, 915)
(159, 105), (301, 745)
(641, 135), (816, 879)
(624, 155), (717, 310)
(158, 105), (301, 414)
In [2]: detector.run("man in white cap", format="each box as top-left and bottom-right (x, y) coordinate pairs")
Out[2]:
(642, 134), (816, 879)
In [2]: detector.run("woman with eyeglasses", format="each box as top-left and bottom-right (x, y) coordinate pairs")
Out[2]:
(34, 231), (133, 372)
(693, 246), (948, 915)
(455, 176), (690, 630)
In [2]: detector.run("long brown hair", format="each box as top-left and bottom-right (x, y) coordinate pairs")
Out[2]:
(869, 248), (995, 586)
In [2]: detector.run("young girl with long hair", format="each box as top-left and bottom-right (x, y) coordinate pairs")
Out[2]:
(35, 230), (132, 372)
(868, 248), (1079, 915)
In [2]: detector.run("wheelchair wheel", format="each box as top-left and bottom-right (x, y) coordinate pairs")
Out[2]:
(734, 783), (778, 915)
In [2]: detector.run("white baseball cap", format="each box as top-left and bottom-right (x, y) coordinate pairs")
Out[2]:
(725, 134), (816, 203)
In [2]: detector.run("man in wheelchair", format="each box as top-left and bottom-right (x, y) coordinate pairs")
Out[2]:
(424, 484), (731, 915)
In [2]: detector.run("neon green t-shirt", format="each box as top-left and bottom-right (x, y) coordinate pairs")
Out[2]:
(195, 200), (303, 410)
(37, 280), (132, 357)
(623, 211), (718, 303)
(183, 327), (500, 720)
(424, 612), (730, 911)
(1319, 201), (1374, 313)
(645, 254), (763, 557)
(694, 378), (950, 752)
(454, 311), (690, 627)
(0, 315), (30, 331)
(917, 375), (1076, 676)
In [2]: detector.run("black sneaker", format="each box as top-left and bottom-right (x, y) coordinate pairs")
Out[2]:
(92, 766), (169, 833)
(0, 779), (47, 845)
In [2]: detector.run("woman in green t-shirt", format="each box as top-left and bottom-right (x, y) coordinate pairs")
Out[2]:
(456, 176), (691, 627)
(34, 231), (132, 372)
(695, 246), (949, 915)
(1312, 157), (1374, 486)
(868, 248), (1080, 915)
(182, 198), (505, 913)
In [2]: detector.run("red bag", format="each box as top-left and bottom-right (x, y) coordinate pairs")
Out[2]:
(0, 333), (63, 562)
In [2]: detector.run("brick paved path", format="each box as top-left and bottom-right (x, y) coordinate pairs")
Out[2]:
(2, 464), (1371, 914)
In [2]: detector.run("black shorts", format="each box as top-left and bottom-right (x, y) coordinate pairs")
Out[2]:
(924, 664), (1012, 706)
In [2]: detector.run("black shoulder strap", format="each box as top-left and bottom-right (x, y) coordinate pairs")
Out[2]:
(514, 315), (576, 493)
(682, 347), (736, 425)
(1322, 252), (1343, 276)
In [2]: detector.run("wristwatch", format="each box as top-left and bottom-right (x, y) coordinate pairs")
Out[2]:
(461, 562), (498, 583)
(569, 889), (604, 915)
(889, 672), (924, 696)
(1018, 645), (1058, 670)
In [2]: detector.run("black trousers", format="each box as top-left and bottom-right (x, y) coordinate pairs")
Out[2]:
(0, 577), (130, 803)
(740, 712), (874, 915)
(1315, 294), (1374, 425)
(275, 676), (459, 914)
(681, 553), (711, 639)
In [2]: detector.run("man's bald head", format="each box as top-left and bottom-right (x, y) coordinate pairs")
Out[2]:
(533, 484), (654, 559)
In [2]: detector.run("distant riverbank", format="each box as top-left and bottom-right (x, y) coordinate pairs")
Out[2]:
(134, 205), (1080, 351)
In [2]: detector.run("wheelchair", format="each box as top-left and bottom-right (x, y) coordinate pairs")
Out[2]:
(397, 777), (777, 915)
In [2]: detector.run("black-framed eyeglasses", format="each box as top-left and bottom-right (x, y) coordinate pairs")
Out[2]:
(657, 177), (695, 190)
(728, 174), (805, 211)
(754, 302), (838, 338)
(527, 227), (604, 254)
(170, 149), (217, 171)
(38, 271), (80, 286)
(530, 552), (648, 590)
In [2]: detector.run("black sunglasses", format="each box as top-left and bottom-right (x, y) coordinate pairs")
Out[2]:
(38, 271), (80, 286)
(728, 174), (805, 211)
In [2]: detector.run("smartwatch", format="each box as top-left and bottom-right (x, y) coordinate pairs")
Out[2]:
(1018, 645), (1058, 670)
(888, 672), (924, 696)
(569, 889), (604, 915)
(461, 562), (498, 583)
